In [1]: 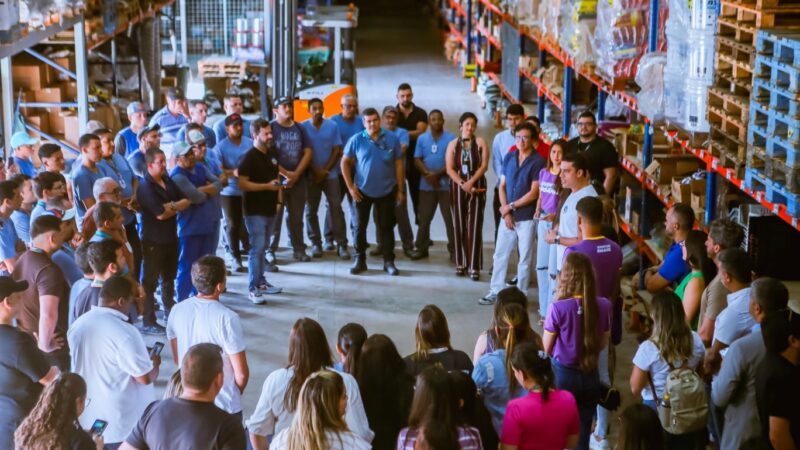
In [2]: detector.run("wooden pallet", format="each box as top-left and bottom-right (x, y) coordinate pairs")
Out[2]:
(714, 37), (755, 95)
(746, 144), (769, 171)
(198, 58), (248, 78)
(726, 0), (800, 9)
(711, 125), (748, 178)
(708, 107), (749, 143)
(709, 85), (750, 125)
(719, 1), (800, 47)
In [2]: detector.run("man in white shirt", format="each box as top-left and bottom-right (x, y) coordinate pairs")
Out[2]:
(68, 275), (160, 447)
(546, 152), (598, 272)
(167, 255), (249, 419)
(490, 104), (524, 242)
(705, 248), (754, 375)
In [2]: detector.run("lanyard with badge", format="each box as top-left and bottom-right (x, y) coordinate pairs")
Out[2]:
(459, 137), (472, 176)
(363, 130), (391, 153)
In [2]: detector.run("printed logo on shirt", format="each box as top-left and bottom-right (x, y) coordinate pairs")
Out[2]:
(597, 244), (612, 254)
(540, 181), (558, 196)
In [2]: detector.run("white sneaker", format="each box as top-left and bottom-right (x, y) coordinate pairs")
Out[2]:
(589, 434), (610, 450)
(249, 290), (267, 305)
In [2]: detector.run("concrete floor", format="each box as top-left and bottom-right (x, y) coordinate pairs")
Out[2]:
(145, 0), (637, 443)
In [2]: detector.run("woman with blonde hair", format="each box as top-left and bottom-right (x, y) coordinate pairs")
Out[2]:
(405, 304), (473, 377)
(473, 302), (540, 434)
(270, 370), (370, 450)
(543, 252), (612, 450)
(15, 372), (103, 450)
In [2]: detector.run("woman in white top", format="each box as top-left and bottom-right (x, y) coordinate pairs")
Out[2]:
(247, 318), (373, 449)
(270, 370), (371, 450)
(629, 291), (706, 449)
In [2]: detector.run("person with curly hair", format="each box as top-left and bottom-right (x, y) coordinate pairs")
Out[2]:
(15, 372), (103, 450)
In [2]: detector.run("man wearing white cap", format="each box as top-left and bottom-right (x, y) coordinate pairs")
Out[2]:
(116, 101), (149, 158)
(187, 128), (226, 262)
(10, 131), (40, 177)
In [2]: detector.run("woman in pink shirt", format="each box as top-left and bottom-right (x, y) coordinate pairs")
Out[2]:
(500, 342), (580, 450)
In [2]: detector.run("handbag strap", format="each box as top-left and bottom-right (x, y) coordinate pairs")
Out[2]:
(647, 371), (659, 403)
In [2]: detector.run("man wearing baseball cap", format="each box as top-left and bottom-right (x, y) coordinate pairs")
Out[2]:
(213, 93), (251, 143)
(116, 101), (149, 158)
(10, 131), (40, 177)
(127, 124), (161, 178)
(0, 276), (60, 450)
(149, 87), (189, 148)
(176, 100), (217, 150)
(187, 127), (226, 262)
(214, 113), (254, 272)
(169, 141), (224, 301)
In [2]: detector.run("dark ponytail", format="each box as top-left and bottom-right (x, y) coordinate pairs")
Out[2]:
(511, 342), (555, 402)
(337, 323), (367, 375)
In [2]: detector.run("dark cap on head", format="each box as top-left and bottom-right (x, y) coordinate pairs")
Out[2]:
(137, 124), (161, 141)
(166, 87), (185, 101)
(273, 96), (294, 107)
(0, 276), (28, 299)
(224, 113), (243, 127)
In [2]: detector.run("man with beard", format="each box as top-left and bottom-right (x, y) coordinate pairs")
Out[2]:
(213, 94), (251, 143)
(566, 111), (619, 195)
(301, 98), (349, 259)
(395, 83), (428, 223)
(238, 119), (283, 304)
(177, 100), (217, 149)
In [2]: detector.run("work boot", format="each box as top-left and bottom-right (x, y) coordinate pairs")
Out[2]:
(383, 260), (399, 276)
(350, 255), (367, 274)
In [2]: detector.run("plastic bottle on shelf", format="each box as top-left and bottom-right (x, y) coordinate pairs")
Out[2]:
(690, 0), (718, 32)
(686, 29), (716, 84)
(664, 74), (685, 122)
(683, 78), (711, 132)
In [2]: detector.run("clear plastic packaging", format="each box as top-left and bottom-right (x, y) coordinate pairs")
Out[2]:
(539, 0), (562, 43)
(686, 29), (715, 83)
(664, 73), (685, 122)
(559, 0), (598, 67)
(683, 78), (710, 132)
(635, 52), (667, 121)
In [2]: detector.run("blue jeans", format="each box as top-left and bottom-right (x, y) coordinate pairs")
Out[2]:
(536, 219), (553, 317)
(176, 233), (214, 301)
(245, 215), (277, 291)
(552, 359), (601, 450)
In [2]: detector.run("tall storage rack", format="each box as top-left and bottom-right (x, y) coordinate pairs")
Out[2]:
(441, 0), (800, 272)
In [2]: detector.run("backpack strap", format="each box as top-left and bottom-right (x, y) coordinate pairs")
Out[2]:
(647, 371), (659, 403)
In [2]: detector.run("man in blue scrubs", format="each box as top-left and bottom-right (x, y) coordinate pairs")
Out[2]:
(149, 88), (189, 147)
(176, 100), (217, 149)
(301, 98), (349, 259)
(115, 101), (148, 158)
(170, 142), (223, 301)
(341, 108), (405, 276)
(413, 109), (456, 259)
(71, 134), (112, 232)
(327, 94), (364, 250)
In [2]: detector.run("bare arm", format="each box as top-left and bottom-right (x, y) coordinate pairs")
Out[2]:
(38, 295), (62, 353)
(698, 317), (716, 347)
(395, 158), (406, 203)
(229, 351), (250, 394)
(238, 175), (281, 193)
(630, 365), (649, 396)
(468, 138), (491, 182)
(250, 433), (268, 450)
(82, 197), (97, 211)
(542, 330), (556, 354)
(472, 331), (488, 363)
(445, 140), (461, 184)
(2, 256), (16, 273)
(769, 417), (796, 450)
(603, 167), (618, 196)
(154, 199), (191, 221)
(341, 155), (362, 201)
(133, 355), (160, 385)
(38, 366), (60, 385)
(408, 121), (428, 139)
(321, 146), (343, 173)
(683, 278), (703, 326)
(565, 434), (579, 449)
(645, 271), (671, 293)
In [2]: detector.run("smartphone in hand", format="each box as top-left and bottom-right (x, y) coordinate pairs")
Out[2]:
(90, 419), (108, 437)
(150, 341), (164, 357)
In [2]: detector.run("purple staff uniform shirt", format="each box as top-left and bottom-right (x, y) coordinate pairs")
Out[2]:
(563, 237), (623, 299)
(538, 168), (560, 215)
(544, 296), (612, 369)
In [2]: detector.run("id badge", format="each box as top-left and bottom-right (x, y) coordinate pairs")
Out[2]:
(431, 144), (438, 154)
(461, 164), (469, 175)
(118, 178), (127, 190)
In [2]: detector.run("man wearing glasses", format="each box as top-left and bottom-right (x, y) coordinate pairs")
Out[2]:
(567, 111), (619, 195)
(481, 123), (546, 304)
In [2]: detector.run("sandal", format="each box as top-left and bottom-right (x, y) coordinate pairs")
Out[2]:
(469, 271), (480, 281)
(456, 267), (466, 276)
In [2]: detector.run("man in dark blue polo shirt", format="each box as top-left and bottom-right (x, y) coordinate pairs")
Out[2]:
(341, 108), (405, 276)
(136, 148), (191, 334)
(482, 123), (546, 304)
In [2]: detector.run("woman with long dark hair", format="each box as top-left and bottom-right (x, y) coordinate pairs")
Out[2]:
(247, 318), (372, 449)
(355, 334), (414, 450)
(446, 112), (489, 280)
(616, 404), (665, 450)
(270, 370), (370, 450)
(398, 366), (482, 449)
(473, 303), (539, 433)
(15, 372), (103, 450)
(405, 304), (473, 377)
(629, 292), (706, 449)
(543, 252), (612, 450)
(534, 139), (564, 319)
(334, 323), (367, 374)
(449, 371), (499, 450)
(500, 342), (580, 450)
(676, 230), (716, 329)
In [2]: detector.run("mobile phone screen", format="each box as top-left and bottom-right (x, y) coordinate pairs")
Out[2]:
(90, 419), (108, 436)
(151, 342), (164, 357)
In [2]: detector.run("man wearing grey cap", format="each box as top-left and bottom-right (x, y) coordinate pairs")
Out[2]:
(269, 96), (313, 262)
(149, 88), (189, 148)
(116, 101), (149, 158)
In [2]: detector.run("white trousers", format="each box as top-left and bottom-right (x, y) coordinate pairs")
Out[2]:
(489, 219), (535, 295)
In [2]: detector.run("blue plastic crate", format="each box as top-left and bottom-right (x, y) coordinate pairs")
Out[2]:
(752, 78), (800, 118)
(756, 29), (800, 68)
(747, 122), (769, 148)
(744, 167), (800, 216)
(768, 113), (800, 145)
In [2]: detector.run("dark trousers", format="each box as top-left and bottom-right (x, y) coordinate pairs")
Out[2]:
(125, 221), (142, 279)
(176, 234), (213, 301)
(355, 190), (396, 261)
(492, 185), (502, 243)
(416, 189), (455, 253)
(325, 175), (357, 245)
(142, 240), (178, 325)
(553, 359), (601, 450)
(270, 177), (307, 252)
(45, 352), (70, 371)
(406, 154), (421, 223)
(221, 195), (249, 262)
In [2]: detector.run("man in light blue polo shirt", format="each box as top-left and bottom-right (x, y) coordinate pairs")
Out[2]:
(0, 181), (24, 274)
(71, 134), (113, 232)
(213, 94), (251, 143)
(127, 124), (161, 178)
(414, 109), (456, 259)
(10, 132), (40, 177)
(301, 98), (349, 260)
(341, 108), (405, 276)
(327, 94), (364, 250)
(482, 123), (546, 304)
(115, 101), (148, 158)
(176, 100), (217, 149)
(149, 88), (189, 147)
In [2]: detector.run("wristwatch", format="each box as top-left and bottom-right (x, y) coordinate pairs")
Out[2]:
(510, 202), (516, 211)
(555, 235), (561, 245)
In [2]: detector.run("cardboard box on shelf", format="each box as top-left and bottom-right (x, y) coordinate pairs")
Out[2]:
(691, 192), (706, 211)
(671, 176), (705, 203)
(90, 104), (122, 133)
(11, 57), (48, 91)
(24, 112), (50, 138)
(62, 114), (80, 147)
(34, 86), (66, 104)
(64, 81), (78, 99)
(693, 207), (705, 225)
(645, 156), (704, 185)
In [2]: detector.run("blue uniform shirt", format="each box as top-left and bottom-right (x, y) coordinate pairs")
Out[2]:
(170, 164), (219, 237)
(98, 154), (136, 225)
(330, 114), (364, 146)
(176, 124), (217, 149)
(149, 107), (188, 147)
(501, 150), (546, 222)
(13, 157), (36, 177)
(658, 241), (691, 284)
(29, 201), (46, 230)
(72, 164), (113, 232)
(10, 210), (31, 243)
(271, 121), (310, 171)
(215, 137), (254, 196)
(115, 127), (140, 158)
(52, 244), (83, 286)
(415, 130), (456, 191)
(343, 129), (402, 198)
(0, 217), (20, 263)
(491, 129), (516, 187)
(213, 118), (252, 144)
(301, 119), (343, 180)
(127, 152), (146, 178)
(387, 127), (410, 149)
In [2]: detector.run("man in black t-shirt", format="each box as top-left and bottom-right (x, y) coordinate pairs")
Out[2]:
(238, 119), (284, 305)
(756, 307), (800, 449)
(396, 83), (428, 222)
(122, 343), (246, 450)
(567, 111), (619, 195)
(0, 276), (60, 450)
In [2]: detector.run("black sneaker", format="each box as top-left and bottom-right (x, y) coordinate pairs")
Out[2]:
(478, 292), (497, 305)
(322, 241), (336, 251)
(506, 276), (518, 287)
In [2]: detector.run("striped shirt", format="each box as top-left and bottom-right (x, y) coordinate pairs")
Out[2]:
(397, 426), (483, 450)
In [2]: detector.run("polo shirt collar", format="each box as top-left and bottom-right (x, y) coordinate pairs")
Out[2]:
(92, 305), (129, 321)
(727, 287), (750, 305)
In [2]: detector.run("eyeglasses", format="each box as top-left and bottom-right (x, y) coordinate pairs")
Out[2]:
(576, 121), (595, 127)
(515, 135), (531, 142)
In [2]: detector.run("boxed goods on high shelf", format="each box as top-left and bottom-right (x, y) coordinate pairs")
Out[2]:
(559, 0), (597, 68)
(743, 29), (800, 216)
